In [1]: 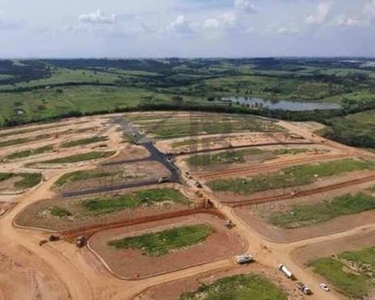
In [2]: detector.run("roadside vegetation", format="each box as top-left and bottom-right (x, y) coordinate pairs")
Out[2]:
(0, 172), (42, 190)
(267, 193), (375, 228)
(53, 170), (112, 188)
(180, 274), (288, 300)
(208, 159), (375, 194)
(309, 247), (375, 298)
(81, 188), (189, 214)
(28, 151), (115, 166)
(5, 145), (54, 160)
(108, 224), (214, 256)
(61, 136), (107, 148)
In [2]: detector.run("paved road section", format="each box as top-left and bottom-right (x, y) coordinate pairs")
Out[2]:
(62, 117), (181, 198)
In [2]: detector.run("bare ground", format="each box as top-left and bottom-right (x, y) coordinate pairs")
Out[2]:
(14, 184), (196, 232)
(234, 177), (375, 243)
(134, 262), (305, 300)
(89, 213), (247, 279)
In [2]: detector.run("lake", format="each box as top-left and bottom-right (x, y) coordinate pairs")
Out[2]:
(221, 97), (342, 111)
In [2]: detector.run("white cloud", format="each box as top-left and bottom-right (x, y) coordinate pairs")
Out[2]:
(234, 0), (256, 14)
(306, 2), (333, 25)
(203, 18), (220, 29)
(166, 15), (195, 34)
(78, 9), (116, 24)
(277, 24), (300, 34)
(330, 15), (361, 28)
(364, 0), (375, 25)
(203, 12), (237, 30)
(364, 0), (375, 16)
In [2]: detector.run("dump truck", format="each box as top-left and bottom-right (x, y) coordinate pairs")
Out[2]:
(297, 282), (311, 295)
(277, 264), (293, 279)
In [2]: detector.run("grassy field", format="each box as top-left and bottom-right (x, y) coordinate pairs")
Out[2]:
(309, 247), (375, 298)
(323, 110), (375, 149)
(188, 148), (267, 167)
(208, 159), (375, 194)
(53, 170), (113, 188)
(49, 206), (72, 217)
(28, 151), (115, 165)
(0, 124), (61, 138)
(5, 145), (54, 160)
(130, 114), (283, 139)
(180, 274), (287, 300)
(0, 134), (50, 148)
(61, 136), (107, 148)
(0, 172), (43, 190)
(81, 188), (189, 214)
(108, 224), (214, 256)
(267, 193), (375, 228)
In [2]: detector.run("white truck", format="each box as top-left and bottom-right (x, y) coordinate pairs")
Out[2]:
(235, 254), (253, 264)
(277, 264), (293, 279)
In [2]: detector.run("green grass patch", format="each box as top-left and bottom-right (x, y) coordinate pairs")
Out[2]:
(309, 249), (375, 299)
(29, 151), (115, 165)
(188, 148), (266, 167)
(108, 224), (214, 256)
(14, 173), (43, 189)
(5, 145), (54, 160)
(180, 273), (287, 300)
(53, 170), (112, 188)
(0, 172), (43, 190)
(81, 188), (189, 214)
(61, 136), (107, 148)
(49, 206), (72, 217)
(0, 134), (50, 148)
(268, 193), (375, 228)
(208, 159), (375, 194)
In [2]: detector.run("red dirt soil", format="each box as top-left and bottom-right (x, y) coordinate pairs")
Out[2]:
(89, 214), (247, 279)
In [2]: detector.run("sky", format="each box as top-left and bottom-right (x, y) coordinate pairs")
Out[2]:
(0, 0), (375, 58)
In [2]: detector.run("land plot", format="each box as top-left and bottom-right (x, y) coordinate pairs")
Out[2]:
(89, 214), (246, 278)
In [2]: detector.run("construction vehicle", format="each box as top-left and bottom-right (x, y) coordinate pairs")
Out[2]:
(297, 282), (311, 295)
(225, 220), (235, 229)
(76, 236), (86, 248)
(277, 264), (293, 279)
(158, 177), (170, 183)
(39, 240), (48, 246)
(235, 254), (253, 264)
(195, 181), (202, 188)
(48, 235), (60, 242)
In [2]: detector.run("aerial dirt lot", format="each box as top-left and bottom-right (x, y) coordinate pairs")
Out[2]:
(135, 263), (305, 300)
(3, 112), (375, 300)
(209, 166), (375, 204)
(89, 213), (247, 279)
(53, 161), (170, 193)
(176, 144), (335, 173)
(14, 184), (195, 232)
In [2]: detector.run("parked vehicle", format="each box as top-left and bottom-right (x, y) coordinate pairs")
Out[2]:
(297, 282), (311, 295)
(158, 177), (170, 183)
(235, 254), (253, 264)
(277, 264), (293, 279)
(320, 283), (330, 292)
